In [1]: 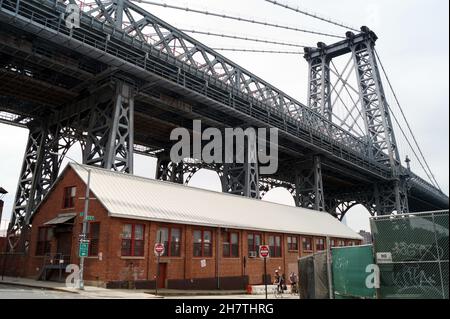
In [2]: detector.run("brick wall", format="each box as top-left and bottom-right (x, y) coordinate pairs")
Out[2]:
(24, 166), (362, 289)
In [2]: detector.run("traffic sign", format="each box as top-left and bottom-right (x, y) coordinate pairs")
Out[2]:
(154, 243), (165, 256)
(259, 245), (270, 258)
(79, 212), (95, 221)
(79, 242), (89, 257)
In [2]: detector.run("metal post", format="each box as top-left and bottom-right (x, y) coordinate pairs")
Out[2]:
(78, 168), (91, 290)
(155, 231), (162, 296)
(326, 237), (334, 299)
(1, 237), (8, 280)
(431, 212), (446, 299)
(264, 257), (267, 300)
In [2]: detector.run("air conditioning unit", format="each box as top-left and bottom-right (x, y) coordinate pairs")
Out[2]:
(249, 251), (257, 258)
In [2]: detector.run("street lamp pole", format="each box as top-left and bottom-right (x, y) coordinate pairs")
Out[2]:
(50, 152), (90, 290)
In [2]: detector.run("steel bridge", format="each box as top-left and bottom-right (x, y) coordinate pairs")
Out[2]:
(0, 0), (448, 249)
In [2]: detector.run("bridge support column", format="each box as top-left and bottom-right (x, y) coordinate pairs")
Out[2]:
(155, 153), (184, 184)
(83, 81), (134, 173)
(8, 122), (73, 251)
(306, 45), (332, 121)
(374, 179), (409, 215)
(294, 155), (325, 211)
(350, 28), (399, 166)
(222, 132), (259, 198)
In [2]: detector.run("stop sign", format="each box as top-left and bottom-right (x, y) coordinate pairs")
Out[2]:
(259, 245), (270, 258)
(154, 243), (165, 256)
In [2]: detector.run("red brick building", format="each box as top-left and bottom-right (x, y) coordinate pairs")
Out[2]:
(24, 164), (361, 289)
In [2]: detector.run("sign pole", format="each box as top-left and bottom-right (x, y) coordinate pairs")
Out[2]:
(264, 257), (267, 300)
(259, 245), (270, 300)
(155, 231), (162, 296)
(156, 253), (160, 296)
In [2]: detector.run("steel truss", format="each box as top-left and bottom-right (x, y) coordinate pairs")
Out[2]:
(156, 133), (260, 199)
(1, 1), (447, 247)
(293, 156), (325, 211)
(307, 44), (332, 121)
(7, 80), (135, 249)
(327, 178), (410, 220)
(8, 122), (76, 250)
(83, 81), (135, 173)
(305, 26), (408, 215)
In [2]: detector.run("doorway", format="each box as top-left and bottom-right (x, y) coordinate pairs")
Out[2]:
(157, 263), (167, 289)
(56, 230), (72, 261)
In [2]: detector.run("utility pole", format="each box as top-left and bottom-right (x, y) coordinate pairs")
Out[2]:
(50, 153), (91, 290)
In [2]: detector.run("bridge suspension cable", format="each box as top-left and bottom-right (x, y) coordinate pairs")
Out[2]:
(179, 29), (308, 48)
(130, 0), (345, 39)
(375, 51), (442, 191)
(170, 44), (303, 55)
(210, 47), (303, 54)
(263, 0), (359, 32)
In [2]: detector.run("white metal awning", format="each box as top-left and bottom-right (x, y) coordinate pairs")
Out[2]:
(44, 213), (76, 226)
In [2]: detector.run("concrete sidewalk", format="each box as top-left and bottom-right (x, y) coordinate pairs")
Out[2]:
(0, 276), (249, 298)
(0, 276), (161, 299)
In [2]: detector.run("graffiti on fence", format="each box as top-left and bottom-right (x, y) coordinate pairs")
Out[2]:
(391, 264), (441, 295)
(392, 242), (444, 261)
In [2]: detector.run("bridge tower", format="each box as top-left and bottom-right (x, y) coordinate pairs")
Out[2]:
(7, 80), (135, 251)
(304, 26), (409, 216)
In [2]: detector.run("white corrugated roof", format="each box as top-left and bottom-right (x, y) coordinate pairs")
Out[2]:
(70, 163), (362, 240)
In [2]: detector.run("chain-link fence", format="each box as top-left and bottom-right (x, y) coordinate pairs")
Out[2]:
(298, 251), (330, 299)
(370, 210), (449, 299)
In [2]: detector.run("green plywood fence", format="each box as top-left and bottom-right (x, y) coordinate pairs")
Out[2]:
(332, 245), (376, 299)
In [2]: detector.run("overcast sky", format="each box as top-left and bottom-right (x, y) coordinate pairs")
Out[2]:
(0, 0), (448, 234)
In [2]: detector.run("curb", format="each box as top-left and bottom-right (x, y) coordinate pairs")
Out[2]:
(144, 290), (247, 297)
(0, 280), (80, 294)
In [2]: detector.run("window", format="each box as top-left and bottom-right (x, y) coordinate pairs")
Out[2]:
(121, 224), (145, 256)
(268, 235), (282, 257)
(158, 227), (181, 257)
(36, 227), (52, 256)
(330, 239), (336, 247)
(315, 238), (325, 251)
(248, 233), (261, 256)
(193, 230), (213, 257)
(337, 240), (345, 247)
(287, 236), (298, 251)
(63, 186), (76, 208)
(302, 237), (313, 251)
(223, 232), (239, 258)
(88, 222), (100, 256)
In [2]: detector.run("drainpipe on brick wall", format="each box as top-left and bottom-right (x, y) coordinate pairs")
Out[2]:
(216, 227), (220, 289)
(184, 226), (188, 281)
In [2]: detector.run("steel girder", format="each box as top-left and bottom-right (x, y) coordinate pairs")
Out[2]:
(8, 122), (76, 250)
(156, 136), (260, 199)
(305, 27), (399, 167)
(327, 179), (410, 220)
(155, 153), (184, 184)
(293, 156), (325, 211)
(83, 81), (135, 173)
(351, 33), (400, 167)
(306, 46), (332, 121)
(304, 27), (408, 215)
